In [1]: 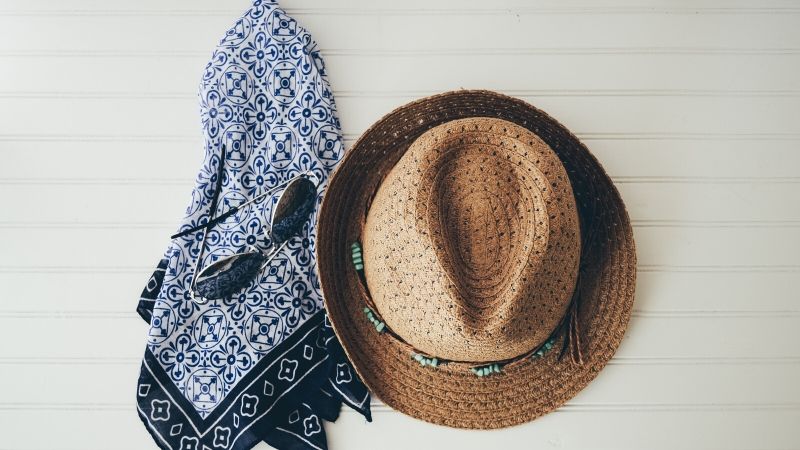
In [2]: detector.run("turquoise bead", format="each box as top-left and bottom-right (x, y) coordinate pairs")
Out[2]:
(354, 263), (364, 270)
(363, 307), (370, 314)
(376, 322), (385, 333)
(431, 358), (438, 367)
(493, 364), (500, 373)
(413, 353), (423, 362)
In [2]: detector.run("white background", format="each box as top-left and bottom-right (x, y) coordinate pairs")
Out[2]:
(1, 0), (799, 448)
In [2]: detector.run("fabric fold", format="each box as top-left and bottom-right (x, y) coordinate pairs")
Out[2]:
(135, 1), (371, 449)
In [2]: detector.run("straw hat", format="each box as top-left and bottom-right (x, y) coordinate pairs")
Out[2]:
(316, 90), (636, 429)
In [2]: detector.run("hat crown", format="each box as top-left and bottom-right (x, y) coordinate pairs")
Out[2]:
(363, 118), (581, 362)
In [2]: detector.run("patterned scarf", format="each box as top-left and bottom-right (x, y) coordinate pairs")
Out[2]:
(135, 2), (371, 449)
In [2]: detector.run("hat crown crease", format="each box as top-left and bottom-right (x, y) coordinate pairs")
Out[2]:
(363, 118), (581, 363)
(423, 145), (540, 328)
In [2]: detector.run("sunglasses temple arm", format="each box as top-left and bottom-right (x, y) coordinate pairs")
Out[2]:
(170, 207), (239, 239)
(189, 221), (213, 293)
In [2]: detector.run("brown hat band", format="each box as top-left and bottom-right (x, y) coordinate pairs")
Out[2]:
(349, 232), (592, 374)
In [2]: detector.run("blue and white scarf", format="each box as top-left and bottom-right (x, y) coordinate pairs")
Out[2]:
(135, 2), (371, 449)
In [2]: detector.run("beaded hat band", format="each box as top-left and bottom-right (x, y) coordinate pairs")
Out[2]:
(316, 90), (636, 429)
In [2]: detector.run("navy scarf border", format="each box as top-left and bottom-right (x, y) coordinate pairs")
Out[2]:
(137, 258), (371, 450)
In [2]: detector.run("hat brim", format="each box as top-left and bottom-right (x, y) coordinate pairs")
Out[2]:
(316, 90), (636, 429)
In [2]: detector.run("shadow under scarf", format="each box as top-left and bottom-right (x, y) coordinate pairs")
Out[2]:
(135, 1), (372, 449)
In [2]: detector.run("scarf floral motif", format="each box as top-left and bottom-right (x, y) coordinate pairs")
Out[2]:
(135, 2), (371, 449)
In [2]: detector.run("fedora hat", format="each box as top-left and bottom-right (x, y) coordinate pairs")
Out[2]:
(316, 90), (636, 429)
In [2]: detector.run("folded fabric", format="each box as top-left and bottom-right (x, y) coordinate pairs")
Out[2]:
(135, 1), (371, 449)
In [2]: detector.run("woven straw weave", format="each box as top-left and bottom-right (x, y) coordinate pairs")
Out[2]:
(317, 90), (636, 429)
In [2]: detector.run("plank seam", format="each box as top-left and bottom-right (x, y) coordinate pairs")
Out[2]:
(1, 356), (796, 366)
(1, 310), (796, 320)
(3, 7), (800, 17)
(2, 89), (800, 98)
(1, 176), (798, 186)
(1, 265), (797, 274)
(2, 48), (800, 58)
(0, 402), (797, 412)
(2, 133), (798, 142)
(2, 220), (798, 229)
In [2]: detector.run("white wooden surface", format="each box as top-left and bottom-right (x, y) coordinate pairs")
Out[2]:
(1, 0), (799, 448)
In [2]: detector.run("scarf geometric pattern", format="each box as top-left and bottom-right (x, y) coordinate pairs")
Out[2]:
(135, 1), (371, 448)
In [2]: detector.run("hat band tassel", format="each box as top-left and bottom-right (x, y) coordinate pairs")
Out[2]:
(558, 263), (586, 365)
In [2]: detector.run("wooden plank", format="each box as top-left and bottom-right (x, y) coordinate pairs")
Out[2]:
(1, 54), (799, 95)
(1, 12), (798, 53)
(0, 95), (798, 137)
(1, 182), (798, 224)
(0, 315), (796, 359)
(4, 360), (798, 406)
(0, 408), (797, 450)
(0, 226), (796, 268)
(2, 139), (800, 182)
(3, 0), (800, 14)
(327, 408), (800, 450)
(0, 270), (797, 314)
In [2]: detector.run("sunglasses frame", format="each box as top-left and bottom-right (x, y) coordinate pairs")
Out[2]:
(183, 144), (317, 304)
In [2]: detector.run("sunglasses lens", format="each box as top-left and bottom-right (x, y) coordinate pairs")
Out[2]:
(193, 251), (267, 300)
(271, 177), (317, 243)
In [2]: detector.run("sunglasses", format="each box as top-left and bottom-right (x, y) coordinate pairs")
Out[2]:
(172, 145), (318, 304)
